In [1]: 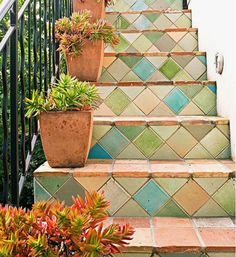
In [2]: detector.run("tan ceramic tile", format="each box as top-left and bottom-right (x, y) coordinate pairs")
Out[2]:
(173, 180), (210, 215)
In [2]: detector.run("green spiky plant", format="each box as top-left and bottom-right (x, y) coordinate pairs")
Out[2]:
(0, 192), (134, 256)
(24, 74), (99, 118)
(55, 10), (120, 56)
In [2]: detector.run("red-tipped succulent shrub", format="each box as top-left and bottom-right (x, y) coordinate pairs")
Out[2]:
(0, 192), (134, 256)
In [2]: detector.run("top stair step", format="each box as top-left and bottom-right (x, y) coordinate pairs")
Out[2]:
(106, 0), (184, 12)
(106, 10), (192, 30)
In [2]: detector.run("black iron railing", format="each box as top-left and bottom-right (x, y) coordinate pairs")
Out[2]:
(0, 0), (72, 206)
(183, 0), (190, 9)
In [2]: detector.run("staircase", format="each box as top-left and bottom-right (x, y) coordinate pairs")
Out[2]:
(34, 0), (235, 256)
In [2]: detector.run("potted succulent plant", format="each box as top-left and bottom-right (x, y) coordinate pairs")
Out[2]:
(0, 192), (134, 256)
(73, 0), (114, 21)
(25, 74), (99, 168)
(55, 11), (119, 82)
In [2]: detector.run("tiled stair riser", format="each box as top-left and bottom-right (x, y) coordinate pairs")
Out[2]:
(89, 121), (230, 160)
(95, 82), (216, 116)
(115, 254), (235, 257)
(106, 0), (183, 12)
(34, 163), (235, 217)
(100, 53), (207, 82)
(107, 10), (192, 30)
(106, 29), (198, 53)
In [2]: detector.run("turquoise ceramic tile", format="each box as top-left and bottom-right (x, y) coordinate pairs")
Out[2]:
(88, 143), (113, 159)
(134, 179), (170, 215)
(34, 179), (52, 202)
(99, 127), (130, 158)
(133, 58), (157, 80)
(164, 88), (190, 113)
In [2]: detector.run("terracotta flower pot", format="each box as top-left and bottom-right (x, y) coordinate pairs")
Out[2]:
(66, 40), (104, 82)
(39, 111), (93, 168)
(73, 0), (105, 21)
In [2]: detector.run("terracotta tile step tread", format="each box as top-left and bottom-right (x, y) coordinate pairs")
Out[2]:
(108, 217), (235, 253)
(106, 9), (192, 14)
(105, 51), (206, 57)
(34, 160), (235, 178)
(93, 116), (229, 126)
(94, 81), (216, 86)
(116, 28), (198, 33)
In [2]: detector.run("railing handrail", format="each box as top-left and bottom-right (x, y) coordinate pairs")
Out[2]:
(0, 0), (16, 22)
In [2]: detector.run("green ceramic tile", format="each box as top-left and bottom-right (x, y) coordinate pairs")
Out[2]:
(194, 199), (228, 217)
(121, 71), (142, 82)
(114, 16), (130, 29)
(144, 31), (164, 43)
(208, 253), (235, 257)
(99, 127), (130, 158)
(36, 175), (70, 195)
(55, 177), (85, 206)
(155, 178), (188, 196)
(120, 56), (143, 68)
(151, 126), (179, 140)
(217, 125), (230, 138)
(151, 144), (181, 160)
(121, 103), (145, 116)
(193, 87), (216, 113)
(200, 128), (230, 157)
(156, 200), (188, 218)
(117, 126), (145, 141)
(117, 143), (146, 159)
(184, 125), (214, 141)
(144, 12), (160, 23)
(134, 128), (163, 157)
(93, 125), (112, 141)
(167, 127), (198, 158)
(159, 59), (181, 80)
(217, 145), (231, 159)
(114, 199), (149, 217)
(132, 35), (153, 52)
(185, 144), (213, 159)
(179, 85), (203, 98)
(105, 88), (131, 115)
(116, 177), (148, 195)
(194, 178), (228, 195)
(213, 179), (235, 216)
(34, 179), (52, 202)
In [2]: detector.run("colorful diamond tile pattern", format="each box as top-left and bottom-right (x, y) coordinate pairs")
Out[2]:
(107, 11), (192, 30)
(100, 54), (207, 82)
(34, 161), (235, 217)
(106, 30), (198, 53)
(95, 83), (216, 116)
(89, 123), (230, 160)
(106, 0), (183, 12)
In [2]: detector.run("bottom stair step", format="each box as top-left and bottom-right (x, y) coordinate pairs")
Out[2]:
(111, 217), (235, 256)
(34, 160), (235, 218)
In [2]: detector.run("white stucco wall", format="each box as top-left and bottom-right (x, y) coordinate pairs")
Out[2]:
(189, 0), (236, 160)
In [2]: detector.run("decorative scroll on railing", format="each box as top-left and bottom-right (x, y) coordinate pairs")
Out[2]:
(0, 0), (72, 206)
(183, 0), (191, 9)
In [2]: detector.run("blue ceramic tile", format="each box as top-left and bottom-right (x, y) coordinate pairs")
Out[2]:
(164, 88), (190, 113)
(208, 85), (216, 94)
(134, 180), (170, 215)
(197, 55), (207, 65)
(88, 143), (113, 159)
(133, 58), (156, 81)
(133, 16), (153, 30)
(131, 1), (148, 10)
